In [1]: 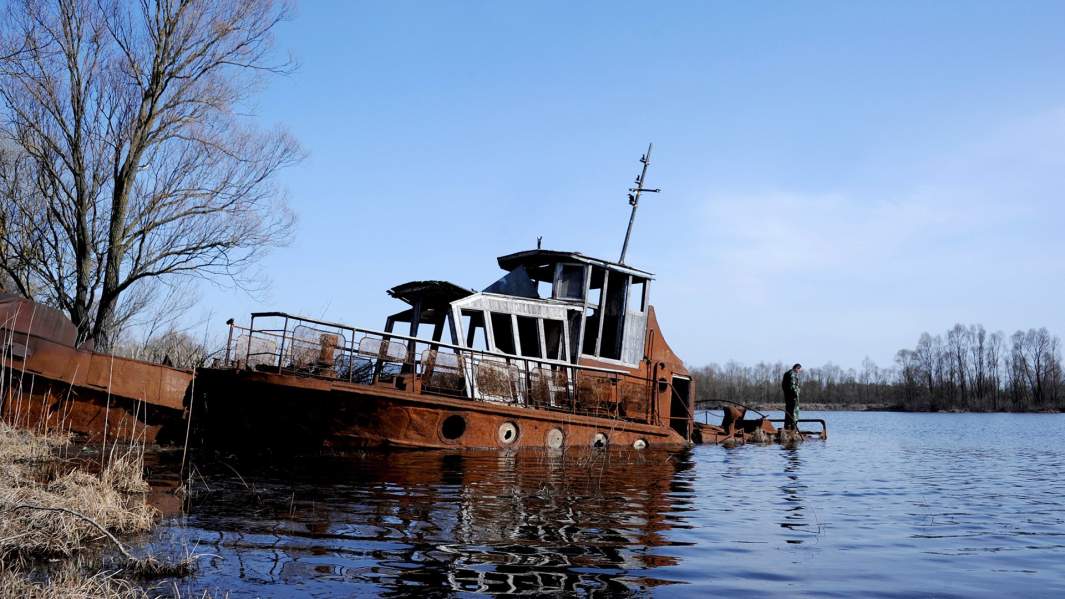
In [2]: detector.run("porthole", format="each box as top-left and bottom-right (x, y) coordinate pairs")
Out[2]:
(633, 439), (647, 450)
(498, 421), (519, 445)
(546, 428), (564, 449)
(592, 432), (608, 448)
(441, 415), (466, 440)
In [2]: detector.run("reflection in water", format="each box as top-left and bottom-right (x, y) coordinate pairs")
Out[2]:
(138, 413), (1065, 597)
(144, 449), (693, 596)
(779, 446), (815, 544)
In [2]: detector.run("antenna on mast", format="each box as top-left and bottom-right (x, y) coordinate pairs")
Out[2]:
(618, 143), (660, 264)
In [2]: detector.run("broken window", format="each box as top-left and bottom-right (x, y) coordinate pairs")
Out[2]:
(580, 267), (609, 357)
(581, 306), (600, 356)
(490, 312), (516, 355)
(516, 316), (542, 358)
(567, 310), (582, 362)
(586, 266), (605, 307)
(544, 319), (565, 361)
(599, 270), (628, 360)
(461, 310), (489, 352)
(537, 279), (552, 299)
(555, 264), (586, 301)
(628, 278), (646, 313)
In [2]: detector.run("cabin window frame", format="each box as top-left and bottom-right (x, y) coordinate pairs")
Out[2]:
(459, 308), (490, 352)
(553, 263), (588, 302)
(576, 268), (650, 365)
(542, 318), (566, 361)
(487, 311), (518, 355)
(597, 269), (629, 360)
(515, 314), (542, 359)
(582, 266), (612, 358)
(629, 276), (648, 313)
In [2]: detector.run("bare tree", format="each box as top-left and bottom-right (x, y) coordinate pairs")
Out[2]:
(986, 331), (1004, 410)
(1009, 328), (1063, 409)
(689, 324), (1062, 413)
(0, 0), (300, 348)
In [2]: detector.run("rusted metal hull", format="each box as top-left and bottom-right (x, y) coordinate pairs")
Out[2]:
(1, 296), (192, 443)
(1, 377), (186, 444)
(194, 368), (687, 452)
(197, 304), (696, 452)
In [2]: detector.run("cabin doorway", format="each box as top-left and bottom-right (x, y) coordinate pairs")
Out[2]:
(669, 376), (692, 439)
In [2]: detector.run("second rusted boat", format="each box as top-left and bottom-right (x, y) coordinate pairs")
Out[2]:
(0, 294), (190, 443)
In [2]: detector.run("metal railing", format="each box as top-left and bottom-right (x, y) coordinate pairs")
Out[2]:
(769, 418), (829, 439)
(222, 311), (659, 425)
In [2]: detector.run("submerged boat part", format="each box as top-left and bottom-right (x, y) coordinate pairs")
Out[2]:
(694, 405), (828, 445)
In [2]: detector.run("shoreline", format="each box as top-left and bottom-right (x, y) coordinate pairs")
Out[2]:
(699, 403), (1064, 414)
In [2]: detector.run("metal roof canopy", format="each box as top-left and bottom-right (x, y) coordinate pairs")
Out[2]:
(496, 249), (655, 281)
(386, 280), (474, 307)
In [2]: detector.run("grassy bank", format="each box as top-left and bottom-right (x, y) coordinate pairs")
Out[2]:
(0, 422), (186, 598)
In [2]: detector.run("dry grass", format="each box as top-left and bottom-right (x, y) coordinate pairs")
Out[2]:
(0, 451), (157, 559)
(0, 422), (200, 597)
(102, 451), (152, 495)
(0, 421), (68, 464)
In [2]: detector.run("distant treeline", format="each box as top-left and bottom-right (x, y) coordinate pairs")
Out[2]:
(690, 324), (1064, 412)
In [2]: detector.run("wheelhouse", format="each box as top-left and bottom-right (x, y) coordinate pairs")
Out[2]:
(479, 250), (651, 366)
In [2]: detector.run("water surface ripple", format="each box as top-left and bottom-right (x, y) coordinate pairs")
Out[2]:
(141, 412), (1065, 597)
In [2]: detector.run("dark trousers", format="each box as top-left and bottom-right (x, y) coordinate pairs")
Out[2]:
(784, 395), (799, 430)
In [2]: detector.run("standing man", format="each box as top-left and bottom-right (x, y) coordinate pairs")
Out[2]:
(781, 363), (802, 430)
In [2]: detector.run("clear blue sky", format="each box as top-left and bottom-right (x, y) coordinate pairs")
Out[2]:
(196, 1), (1065, 369)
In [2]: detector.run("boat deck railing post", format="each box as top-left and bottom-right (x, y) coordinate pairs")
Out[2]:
(276, 316), (289, 372)
(245, 314), (256, 367)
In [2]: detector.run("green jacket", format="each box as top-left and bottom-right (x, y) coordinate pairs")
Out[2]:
(781, 369), (800, 399)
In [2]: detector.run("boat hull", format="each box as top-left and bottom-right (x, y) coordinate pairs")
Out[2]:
(194, 368), (687, 452)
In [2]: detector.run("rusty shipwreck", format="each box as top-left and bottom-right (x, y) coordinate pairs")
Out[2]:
(196, 249), (700, 451)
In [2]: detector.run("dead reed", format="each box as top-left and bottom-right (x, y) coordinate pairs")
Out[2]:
(0, 425), (156, 560)
(0, 421), (198, 596)
(0, 422), (68, 463)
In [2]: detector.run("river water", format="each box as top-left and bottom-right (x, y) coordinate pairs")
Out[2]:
(138, 412), (1065, 597)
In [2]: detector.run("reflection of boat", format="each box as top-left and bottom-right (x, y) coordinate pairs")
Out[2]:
(165, 449), (689, 594)
(0, 294), (190, 443)
(196, 248), (697, 450)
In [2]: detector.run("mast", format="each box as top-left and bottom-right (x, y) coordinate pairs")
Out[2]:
(618, 143), (660, 264)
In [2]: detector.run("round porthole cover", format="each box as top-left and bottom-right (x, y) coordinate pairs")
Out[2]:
(498, 421), (519, 445)
(592, 432), (608, 448)
(546, 428), (564, 449)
